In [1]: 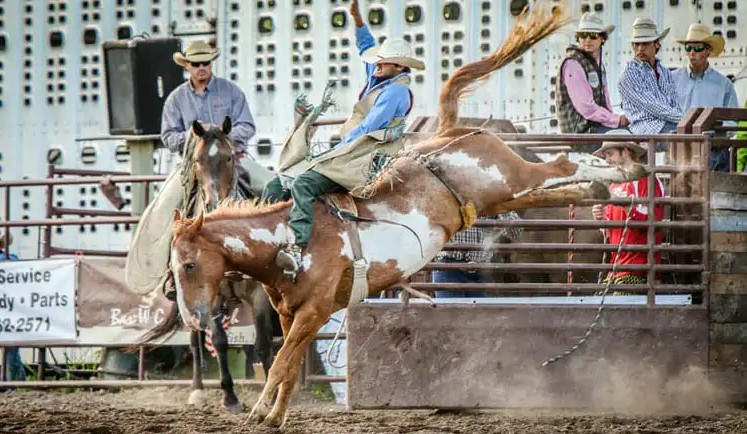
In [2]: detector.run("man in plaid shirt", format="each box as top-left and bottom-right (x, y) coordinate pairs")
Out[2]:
(433, 212), (523, 298)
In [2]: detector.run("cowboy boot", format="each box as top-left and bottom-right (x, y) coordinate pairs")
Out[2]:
(275, 244), (303, 281)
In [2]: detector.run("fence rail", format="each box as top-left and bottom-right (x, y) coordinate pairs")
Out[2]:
(0, 108), (731, 388)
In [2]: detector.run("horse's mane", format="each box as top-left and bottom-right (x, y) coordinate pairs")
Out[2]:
(207, 197), (292, 220)
(435, 3), (570, 137)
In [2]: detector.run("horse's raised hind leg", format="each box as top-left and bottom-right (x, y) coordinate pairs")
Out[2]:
(526, 154), (649, 193)
(187, 330), (207, 407)
(262, 309), (327, 428)
(247, 313), (292, 425)
(211, 314), (242, 413)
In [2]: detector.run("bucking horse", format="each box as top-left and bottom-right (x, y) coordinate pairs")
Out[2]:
(168, 3), (648, 428)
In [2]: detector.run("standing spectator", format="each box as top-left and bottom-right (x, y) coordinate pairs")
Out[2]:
(591, 131), (665, 285)
(672, 24), (739, 172)
(433, 213), (523, 298)
(556, 12), (628, 147)
(618, 18), (683, 138)
(0, 234), (26, 382)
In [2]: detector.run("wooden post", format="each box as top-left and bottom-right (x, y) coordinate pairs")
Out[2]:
(709, 172), (747, 404)
(125, 138), (156, 216)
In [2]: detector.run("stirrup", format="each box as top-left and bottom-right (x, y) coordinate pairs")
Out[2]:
(275, 245), (303, 281)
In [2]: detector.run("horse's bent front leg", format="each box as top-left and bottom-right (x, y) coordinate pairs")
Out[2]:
(212, 314), (242, 413)
(248, 313), (292, 424)
(187, 330), (207, 406)
(263, 310), (327, 428)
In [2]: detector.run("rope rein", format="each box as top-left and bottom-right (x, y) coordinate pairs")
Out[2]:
(542, 195), (635, 367)
(324, 311), (348, 369)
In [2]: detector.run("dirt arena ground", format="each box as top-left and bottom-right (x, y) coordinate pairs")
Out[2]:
(1, 387), (746, 434)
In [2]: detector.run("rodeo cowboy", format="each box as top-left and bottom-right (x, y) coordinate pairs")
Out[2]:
(262, 0), (426, 279)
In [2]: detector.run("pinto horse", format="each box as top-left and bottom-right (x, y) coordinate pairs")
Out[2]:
(169, 4), (648, 427)
(142, 117), (280, 412)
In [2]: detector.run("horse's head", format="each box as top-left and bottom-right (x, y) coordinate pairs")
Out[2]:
(192, 116), (236, 210)
(170, 210), (226, 330)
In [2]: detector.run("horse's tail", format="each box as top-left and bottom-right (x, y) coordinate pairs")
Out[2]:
(435, 2), (570, 137)
(124, 304), (181, 352)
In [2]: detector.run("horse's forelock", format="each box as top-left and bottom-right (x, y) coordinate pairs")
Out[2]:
(194, 126), (234, 159)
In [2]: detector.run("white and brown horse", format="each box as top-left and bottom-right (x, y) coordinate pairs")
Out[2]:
(168, 4), (647, 427)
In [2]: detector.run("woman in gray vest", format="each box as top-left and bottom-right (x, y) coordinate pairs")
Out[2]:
(555, 12), (628, 151)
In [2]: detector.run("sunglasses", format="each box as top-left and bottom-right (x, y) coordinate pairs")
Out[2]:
(190, 61), (211, 67)
(684, 44), (707, 53)
(576, 32), (600, 40)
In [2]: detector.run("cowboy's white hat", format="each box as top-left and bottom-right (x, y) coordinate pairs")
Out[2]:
(173, 40), (220, 67)
(629, 17), (670, 43)
(576, 12), (615, 35)
(361, 38), (425, 70)
(592, 129), (647, 158)
(676, 23), (725, 57)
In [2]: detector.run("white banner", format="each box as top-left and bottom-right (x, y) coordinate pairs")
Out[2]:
(0, 259), (77, 344)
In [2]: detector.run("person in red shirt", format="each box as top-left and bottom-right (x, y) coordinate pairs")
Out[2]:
(591, 131), (665, 284)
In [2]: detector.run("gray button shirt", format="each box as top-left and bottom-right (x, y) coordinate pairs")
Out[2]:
(160, 76), (256, 153)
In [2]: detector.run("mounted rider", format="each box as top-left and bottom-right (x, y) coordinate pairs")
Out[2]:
(262, 0), (425, 279)
(124, 40), (270, 295)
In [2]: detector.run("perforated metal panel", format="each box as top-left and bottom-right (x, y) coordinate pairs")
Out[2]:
(1, 0), (746, 256)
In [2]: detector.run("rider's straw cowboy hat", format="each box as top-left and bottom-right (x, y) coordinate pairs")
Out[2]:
(592, 129), (647, 158)
(361, 38), (425, 70)
(575, 12), (615, 35)
(629, 17), (670, 43)
(676, 23), (725, 57)
(173, 40), (220, 67)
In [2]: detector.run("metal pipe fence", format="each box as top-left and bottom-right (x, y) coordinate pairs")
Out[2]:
(0, 121), (719, 388)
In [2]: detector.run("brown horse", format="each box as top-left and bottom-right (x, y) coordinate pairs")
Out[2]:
(168, 4), (647, 427)
(143, 118), (280, 412)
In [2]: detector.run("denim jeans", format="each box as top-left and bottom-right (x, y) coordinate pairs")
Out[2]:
(710, 147), (730, 172)
(656, 121), (679, 152)
(432, 270), (486, 298)
(4, 347), (26, 381)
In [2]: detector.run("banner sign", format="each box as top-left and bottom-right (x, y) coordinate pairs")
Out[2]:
(0, 259), (77, 344)
(76, 257), (256, 346)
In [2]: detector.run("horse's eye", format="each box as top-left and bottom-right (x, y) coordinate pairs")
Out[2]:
(226, 156), (232, 164)
(184, 263), (196, 273)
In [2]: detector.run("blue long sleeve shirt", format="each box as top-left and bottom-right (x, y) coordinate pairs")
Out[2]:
(160, 76), (256, 153)
(671, 65), (739, 112)
(337, 26), (412, 147)
(618, 58), (683, 135)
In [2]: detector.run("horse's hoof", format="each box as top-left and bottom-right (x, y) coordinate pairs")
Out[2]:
(187, 389), (208, 407)
(588, 181), (610, 200)
(247, 405), (268, 424)
(224, 401), (243, 414)
(262, 412), (285, 428)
